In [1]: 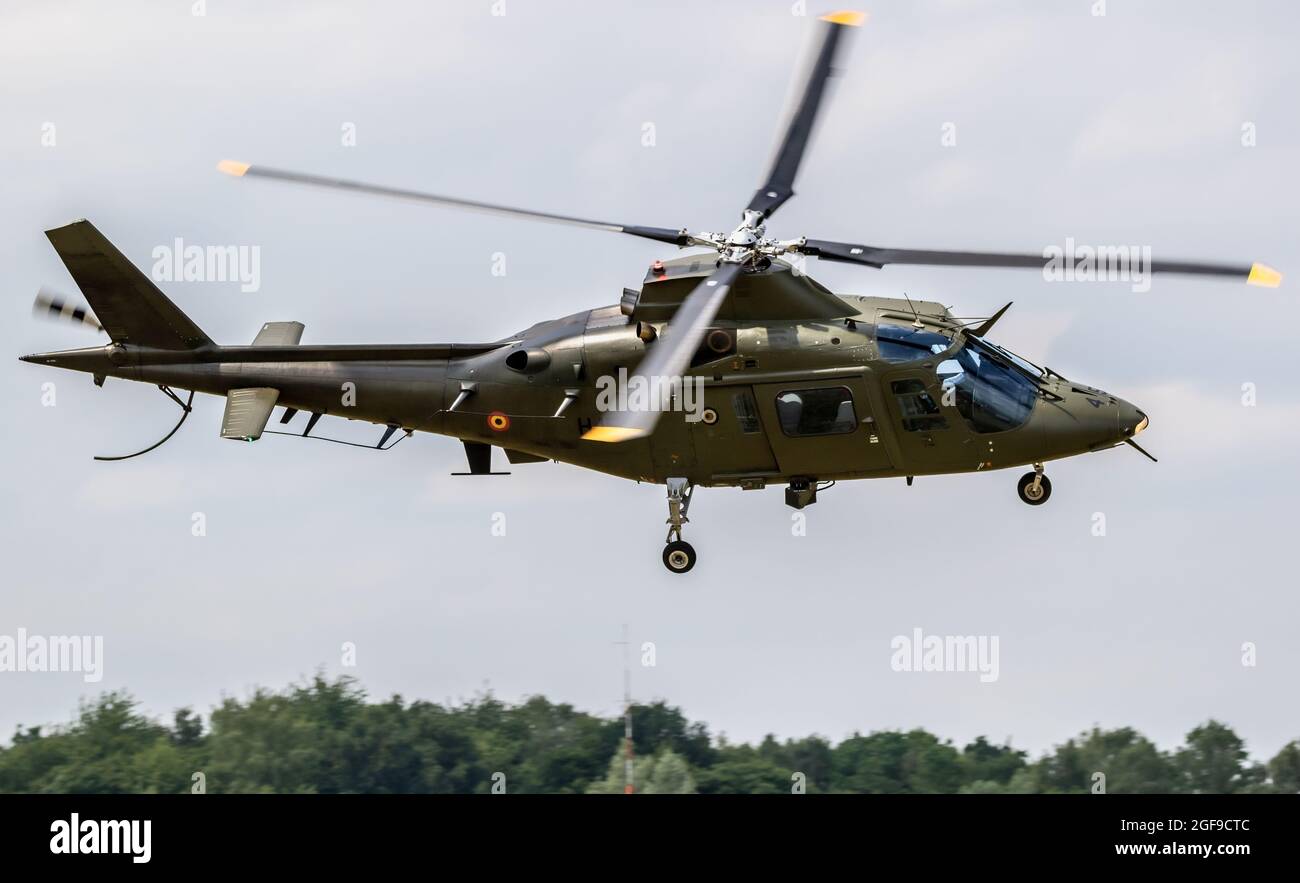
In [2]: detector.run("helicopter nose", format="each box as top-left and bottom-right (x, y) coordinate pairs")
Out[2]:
(1117, 399), (1148, 438)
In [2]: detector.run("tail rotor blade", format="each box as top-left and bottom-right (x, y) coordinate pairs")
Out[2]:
(32, 287), (104, 333)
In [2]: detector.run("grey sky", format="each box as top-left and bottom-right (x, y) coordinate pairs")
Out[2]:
(2, 0), (1298, 762)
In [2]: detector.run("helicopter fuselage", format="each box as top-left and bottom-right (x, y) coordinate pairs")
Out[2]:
(23, 288), (1146, 489)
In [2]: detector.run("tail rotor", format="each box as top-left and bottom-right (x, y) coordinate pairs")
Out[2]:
(32, 287), (104, 334)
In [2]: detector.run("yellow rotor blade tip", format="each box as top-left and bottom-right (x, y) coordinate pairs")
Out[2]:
(582, 425), (644, 443)
(1247, 263), (1282, 288)
(216, 160), (251, 177)
(820, 10), (867, 27)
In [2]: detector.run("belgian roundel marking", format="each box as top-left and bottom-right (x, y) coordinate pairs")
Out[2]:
(487, 411), (511, 432)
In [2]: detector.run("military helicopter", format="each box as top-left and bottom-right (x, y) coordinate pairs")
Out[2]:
(21, 11), (1282, 573)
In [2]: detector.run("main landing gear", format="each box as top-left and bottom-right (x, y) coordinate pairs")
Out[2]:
(662, 477), (697, 574)
(1017, 462), (1052, 506)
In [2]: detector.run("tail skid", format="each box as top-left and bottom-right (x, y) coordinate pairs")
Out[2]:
(93, 386), (194, 462)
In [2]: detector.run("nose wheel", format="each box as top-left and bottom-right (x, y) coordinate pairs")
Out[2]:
(662, 477), (698, 573)
(1017, 464), (1051, 505)
(663, 540), (697, 573)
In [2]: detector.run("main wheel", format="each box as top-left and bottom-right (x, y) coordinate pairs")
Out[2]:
(662, 540), (697, 574)
(1017, 472), (1052, 505)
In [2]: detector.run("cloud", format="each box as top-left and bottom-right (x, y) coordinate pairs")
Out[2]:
(1070, 50), (1251, 165)
(1120, 381), (1299, 460)
(74, 465), (197, 512)
(3, 0), (1299, 762)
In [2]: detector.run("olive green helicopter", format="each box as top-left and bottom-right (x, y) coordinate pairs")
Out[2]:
(21, 11), (1282, 573)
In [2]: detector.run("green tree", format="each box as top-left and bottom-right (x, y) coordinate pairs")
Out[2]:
(696, 749), (790, 794)
(585, 750), (650, 794)
(630, 702), (714, 768)
(1, 677), (1289, 796)
(960, 767), (1039, 794)
(171, 708), (204, 747)
(960, 736), (1026, 786)
(831, 730), (963, 793)
(1080, 728), (1176, 793)
(753, 735), (834, 792)
(0, 692), (193, 794)
(1267, 741), (1300, 794)
(1176, 721), (1251, 794)
(644, 750), (696, 794)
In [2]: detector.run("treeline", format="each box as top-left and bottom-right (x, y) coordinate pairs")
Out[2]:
(1, 676), (1297, 794)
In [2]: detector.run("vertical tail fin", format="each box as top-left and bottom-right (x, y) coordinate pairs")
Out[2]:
(45, 220), (212, 350)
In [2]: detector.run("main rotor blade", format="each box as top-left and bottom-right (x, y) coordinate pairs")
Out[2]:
(583, 261), (745, 442)
(801, 239), (1283, 286)
(216, 161), (690, 246)
(746, 11), (865, 219)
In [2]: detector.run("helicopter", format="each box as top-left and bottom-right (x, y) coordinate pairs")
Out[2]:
(20, 11), (1282, 573)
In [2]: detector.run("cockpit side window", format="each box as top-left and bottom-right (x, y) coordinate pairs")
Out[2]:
(891, 379), (948, 432)
(877, 324), (953, 363)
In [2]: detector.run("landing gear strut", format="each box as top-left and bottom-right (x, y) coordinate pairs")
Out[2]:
(662, 477), (697, 574)
(1017, 463), (1052, 506)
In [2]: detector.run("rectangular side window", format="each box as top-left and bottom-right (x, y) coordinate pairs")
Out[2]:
(774, 387), (857, 437)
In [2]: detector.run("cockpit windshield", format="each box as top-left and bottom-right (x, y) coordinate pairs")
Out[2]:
(936, 341), (1039, 433)
(966, 335), (1044, 379)
(874, 324), (1040, 433)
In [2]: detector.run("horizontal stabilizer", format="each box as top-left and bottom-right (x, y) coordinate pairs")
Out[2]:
(221, 387), (280, 441)
(252, 321), (305, 346)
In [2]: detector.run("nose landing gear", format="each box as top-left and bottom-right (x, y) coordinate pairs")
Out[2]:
(1017, 463), (1051, 505)
(662, 477), (697, 573)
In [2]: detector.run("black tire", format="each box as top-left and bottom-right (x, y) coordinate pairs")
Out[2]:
(662, 540), (697, 574)
(1017, 472), (1051, 505)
